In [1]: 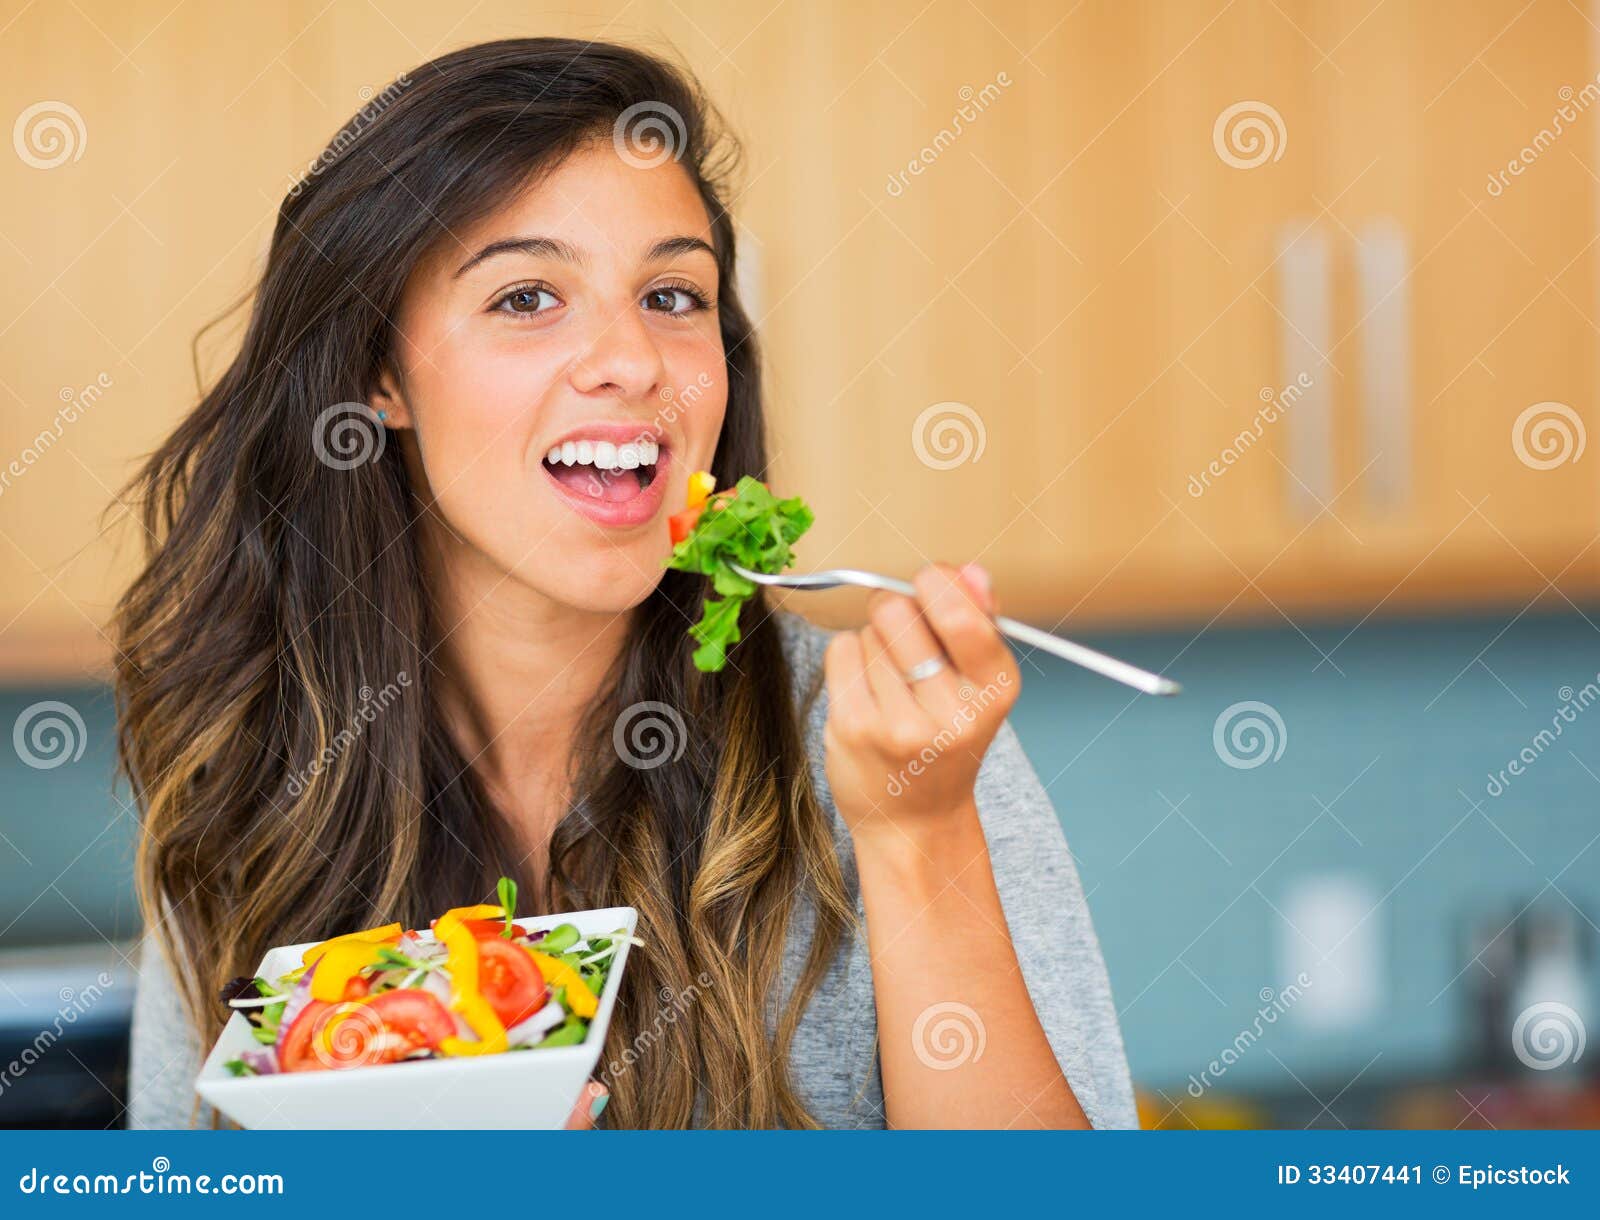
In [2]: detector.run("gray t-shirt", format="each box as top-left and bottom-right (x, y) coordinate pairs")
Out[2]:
(127, 611), (1138, 1129)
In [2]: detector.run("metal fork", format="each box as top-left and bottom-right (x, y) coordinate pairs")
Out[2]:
(730, 563), (1181, 696)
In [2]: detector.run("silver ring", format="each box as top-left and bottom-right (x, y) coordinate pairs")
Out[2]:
(903, 656), (947, 683)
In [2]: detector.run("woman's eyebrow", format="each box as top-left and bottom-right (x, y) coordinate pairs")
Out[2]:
(453, 233), (716, 279)
(454, 235), (582, 278)
(644, 235), (716, 263)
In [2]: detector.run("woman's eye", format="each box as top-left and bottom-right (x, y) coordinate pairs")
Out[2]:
(642, 286), (705, 315)
(494, 286), (561, 315)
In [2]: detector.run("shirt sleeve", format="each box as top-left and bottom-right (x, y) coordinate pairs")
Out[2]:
(973, 718), (1140, 1129)
(127, 925), (218, 1130)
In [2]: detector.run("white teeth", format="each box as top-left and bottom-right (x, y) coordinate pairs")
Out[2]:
(544, 437), (661, 469)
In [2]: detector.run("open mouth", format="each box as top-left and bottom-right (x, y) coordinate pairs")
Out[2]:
(542, 438), (661, 503)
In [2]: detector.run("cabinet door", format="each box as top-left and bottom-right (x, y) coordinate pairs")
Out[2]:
(1299, 0), (1598, 612)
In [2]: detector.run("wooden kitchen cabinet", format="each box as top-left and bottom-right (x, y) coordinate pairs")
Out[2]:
(1295, 0), (1600, 611)
(773, 0), (1600, 633)
(2, 1), (1595, 679)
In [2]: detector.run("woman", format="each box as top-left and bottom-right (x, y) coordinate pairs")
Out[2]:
(119, 37), (1135, 1130)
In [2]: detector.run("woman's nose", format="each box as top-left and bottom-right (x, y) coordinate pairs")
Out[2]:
(567, 303), (665, 401)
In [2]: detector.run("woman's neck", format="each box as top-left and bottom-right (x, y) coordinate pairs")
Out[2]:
(423, 524), (632, 872)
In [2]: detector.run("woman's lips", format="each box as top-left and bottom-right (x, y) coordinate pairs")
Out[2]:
(541, 446), (671, 528)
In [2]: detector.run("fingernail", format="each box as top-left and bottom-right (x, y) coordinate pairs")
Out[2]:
(589, 1091), (609, 1121)
(960, 563), (991, 599)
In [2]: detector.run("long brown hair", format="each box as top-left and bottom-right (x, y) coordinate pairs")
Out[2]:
(112, 37), (853, 1128)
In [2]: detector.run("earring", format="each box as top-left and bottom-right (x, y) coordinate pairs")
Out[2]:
(377, 410), (388, 422)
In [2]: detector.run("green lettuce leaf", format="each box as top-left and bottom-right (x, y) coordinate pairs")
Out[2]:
(664, 476), (814, 672)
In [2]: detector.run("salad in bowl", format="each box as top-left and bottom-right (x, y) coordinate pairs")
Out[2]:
(219, 877), (636, 1076)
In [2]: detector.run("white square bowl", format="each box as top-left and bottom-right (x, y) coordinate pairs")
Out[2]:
(195, 906), (637, 1129)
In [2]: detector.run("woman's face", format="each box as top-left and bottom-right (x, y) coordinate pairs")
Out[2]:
(377, 139), (728, 615)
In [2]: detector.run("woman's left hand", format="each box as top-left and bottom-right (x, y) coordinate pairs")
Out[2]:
(822, 562), (1020, 845)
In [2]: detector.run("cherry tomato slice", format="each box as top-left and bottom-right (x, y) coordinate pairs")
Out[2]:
(280, 999), (335, 1072)
(476, 937), (548, 1028)
(460, 918), (528, 940)
(281, 986), (453, 1072)
(669, 504), (704, 545)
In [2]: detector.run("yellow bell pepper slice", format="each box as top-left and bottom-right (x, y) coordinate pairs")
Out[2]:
(436, 904), (503, 923)
(686, 470), (716, 509)
(529, 950), (598, 1019)
(301, 922), (403, 1002)
(433, 907), (508, 1056)
(302, 922), (403, 964)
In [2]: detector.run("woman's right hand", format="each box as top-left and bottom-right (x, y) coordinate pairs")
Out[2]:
(564, 1080), (609, 1128)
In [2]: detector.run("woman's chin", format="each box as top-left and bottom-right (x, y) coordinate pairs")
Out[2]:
(521, 554), (666, 617)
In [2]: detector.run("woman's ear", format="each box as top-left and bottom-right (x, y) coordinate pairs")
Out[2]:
(370, 360), (412, 430)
